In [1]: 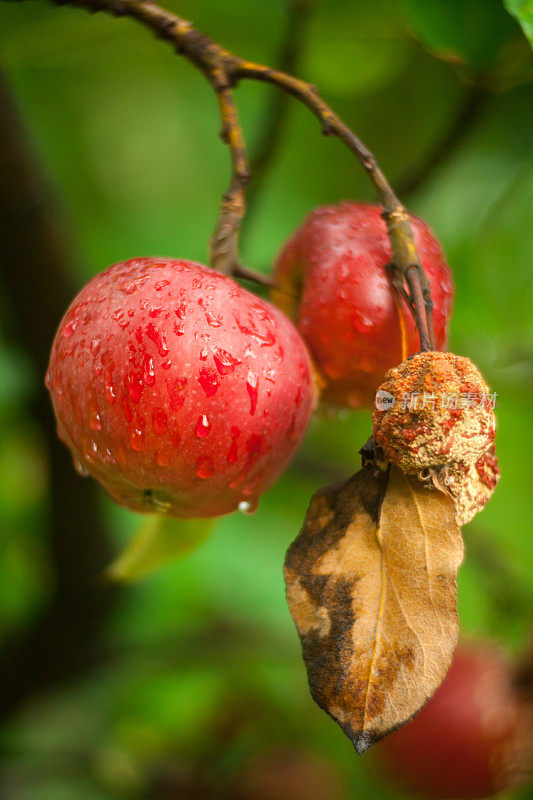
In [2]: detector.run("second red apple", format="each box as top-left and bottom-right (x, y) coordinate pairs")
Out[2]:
(273, 203), (454, 409)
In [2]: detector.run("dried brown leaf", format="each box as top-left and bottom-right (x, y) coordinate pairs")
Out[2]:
(284, 465), (464, 753)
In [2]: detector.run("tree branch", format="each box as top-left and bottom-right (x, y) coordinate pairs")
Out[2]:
(3, 0), (435, 350)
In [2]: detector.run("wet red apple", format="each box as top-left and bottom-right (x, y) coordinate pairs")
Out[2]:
(274, 202), (454, 408)
(46, 258), (315, 518)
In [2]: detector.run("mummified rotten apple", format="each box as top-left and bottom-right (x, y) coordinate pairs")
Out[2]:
(376, 643), (533, 799)
(46, 258), (315, 518)
(273, 203), (454, 409)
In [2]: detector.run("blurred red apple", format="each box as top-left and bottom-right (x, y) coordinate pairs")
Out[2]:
(376, 642), (533, 799)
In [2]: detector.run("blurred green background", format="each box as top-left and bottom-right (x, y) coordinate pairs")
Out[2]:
(0, 0), (532, 798)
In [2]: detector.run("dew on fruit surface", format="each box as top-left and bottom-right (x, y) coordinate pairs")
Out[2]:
(195, 414), (211, 438)
(128, 309), (135, 317)
(152, 408), (168, 436)
(161, 358), (172, 370)
(73, 458), (89, 477)
(213, 347), (241, 375)
(196, 455), (214, 479)
(130, 428), (144, 452)
(146, 323), (169, 357)
(246, 371), (258, 415)
(148, 307), (164, 318)
(352, 311), (373, 333)
(121, 397), (134, 423)
(264, 369), (276, 384)
(120, 277), (147, 294)
(198, 367), (219, 397)
(205, 310), (223, 328)
(90, 339), (101, 356)
(89, 397), (102, 431)
(174, 321), (185, 336)
(155, 280), (170, 291)
(156, 450), (170, 467)
(243, 343), (257, 359)
(143, 354), (156, 386)
(126, 373), (143, 404)
(62, 320), (78, 338)
(199, 347), (209, 361)
(105, 369), (116, 405)
(226, 440), (238, 463)
(83, 438), (99, 462)
(238, 499), (257, 514)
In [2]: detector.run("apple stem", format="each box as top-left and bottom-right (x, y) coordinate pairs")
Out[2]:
(14, 0), (436, 347)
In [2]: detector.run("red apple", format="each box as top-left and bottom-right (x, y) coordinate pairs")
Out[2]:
(46, 258), (315, 518)
(376, 642), (533, 799)
(273, 202), (454, 408)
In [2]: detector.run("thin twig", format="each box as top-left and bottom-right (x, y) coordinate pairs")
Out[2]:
(4, 0), (435, 349)
(208, 74), (250, 275)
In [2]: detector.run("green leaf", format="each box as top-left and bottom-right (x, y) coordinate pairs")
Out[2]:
(404, 0), (520, 71)
(505, 0), (533, 44)
(106, 515), (214, 582)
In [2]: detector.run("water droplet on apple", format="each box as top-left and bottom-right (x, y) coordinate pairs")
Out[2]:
(121, 397), (133, 422)
(105, 369), (116, 405)
(73, 458), (89, 477)
(130, 428), (144, 451)
(196, 455), (214, 478)
(246, 370), (258, 415)
(226, 440), (238, 463)
(62, 320), (77, 337)
(126, 373), (143, 404)
(198, 367), (219, 397)
(195, 414), (211, 438)
(89, 397), (102, 431)
(146, 323), (169, 357)
(143, 354), (156, 386)
(213, 347), (241, 375)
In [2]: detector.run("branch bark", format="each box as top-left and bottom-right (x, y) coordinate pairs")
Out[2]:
(3, 0), (435, 351)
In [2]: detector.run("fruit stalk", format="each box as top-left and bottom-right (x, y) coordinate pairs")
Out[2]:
(11, 0), (436, 349)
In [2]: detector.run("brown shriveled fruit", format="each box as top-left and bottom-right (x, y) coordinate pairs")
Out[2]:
(438, 444), (500, 527)
(372, 352), (496, 475)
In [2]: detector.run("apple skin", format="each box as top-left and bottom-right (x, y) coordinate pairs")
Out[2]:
(273, 203), (454, 409)
(376, 643), (533, 799)
(46, 258), (315, 518)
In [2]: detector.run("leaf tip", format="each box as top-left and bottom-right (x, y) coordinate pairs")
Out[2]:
(352, 733), (374, 756)
(340, 724), (374, 755)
